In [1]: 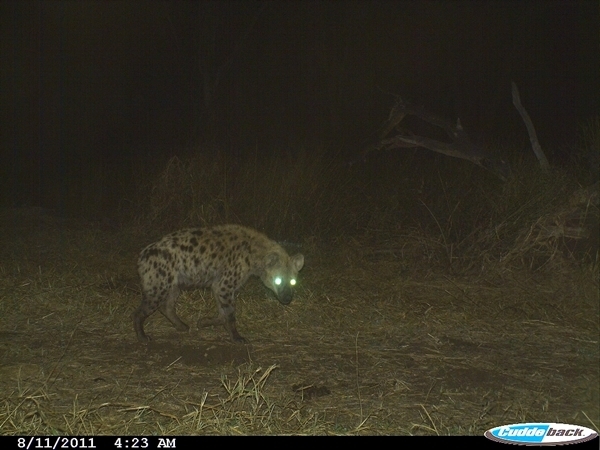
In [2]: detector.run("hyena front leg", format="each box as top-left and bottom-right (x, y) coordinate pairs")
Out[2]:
(221, 299), (246, 343)
(198, 282), (246, 343)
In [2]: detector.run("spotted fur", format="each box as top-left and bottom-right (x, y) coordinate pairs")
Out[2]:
(132, 225), (304, 343)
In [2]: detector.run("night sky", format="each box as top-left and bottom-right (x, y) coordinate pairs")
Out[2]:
(1, 1), (598, 208)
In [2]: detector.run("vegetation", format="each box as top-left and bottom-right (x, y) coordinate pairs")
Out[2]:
(0, 124), (598, 434)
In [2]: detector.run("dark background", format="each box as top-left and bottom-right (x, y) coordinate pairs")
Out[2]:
(1, 0), (598, 211)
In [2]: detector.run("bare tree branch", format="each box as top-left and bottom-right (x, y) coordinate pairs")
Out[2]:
(364, 100), (511, 181)
(511, 81), (550, 172)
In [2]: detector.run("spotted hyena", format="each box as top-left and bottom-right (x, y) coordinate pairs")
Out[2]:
(132, 224), (304, 343)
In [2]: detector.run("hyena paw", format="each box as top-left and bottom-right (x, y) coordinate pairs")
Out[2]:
(231, 333), (248, 344)
(175, 323), (190, 332)
(137, 334), (151, 344)
(197, 317), (223, 329)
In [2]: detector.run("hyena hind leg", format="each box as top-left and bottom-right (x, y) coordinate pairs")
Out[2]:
(133, 290), (189, 343)
(158, 291), (190, 333)
(132, 307), (152, 343)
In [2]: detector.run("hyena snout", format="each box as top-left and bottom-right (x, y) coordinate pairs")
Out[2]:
(275, 284), (293, 305)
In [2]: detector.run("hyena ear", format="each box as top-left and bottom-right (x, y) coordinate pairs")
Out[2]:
(291, 254), (304, 272)
(264, 252), (281, 268)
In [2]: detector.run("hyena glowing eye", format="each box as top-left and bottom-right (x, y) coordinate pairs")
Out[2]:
(274, 277), (282, 286)
(290, 278), (296, 286)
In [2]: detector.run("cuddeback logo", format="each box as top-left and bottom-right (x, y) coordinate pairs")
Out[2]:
(485, 423), (598, 445)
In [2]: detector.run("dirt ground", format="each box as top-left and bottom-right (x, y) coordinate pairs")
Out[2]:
(0, 207), (598, 435)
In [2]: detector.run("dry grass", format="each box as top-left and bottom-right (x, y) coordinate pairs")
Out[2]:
(0, 195), (598, 435)
(126, 146), (367, 239)
(1, 130), (599, 434)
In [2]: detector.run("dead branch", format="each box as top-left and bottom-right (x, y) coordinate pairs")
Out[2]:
(365, 100), (511, 181)
(511, 81), (550, 172)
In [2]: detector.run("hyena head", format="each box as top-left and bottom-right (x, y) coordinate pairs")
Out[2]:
(261, 252), (305, 305)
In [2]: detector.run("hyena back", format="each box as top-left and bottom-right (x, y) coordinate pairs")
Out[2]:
(132, 224), (304, 343)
